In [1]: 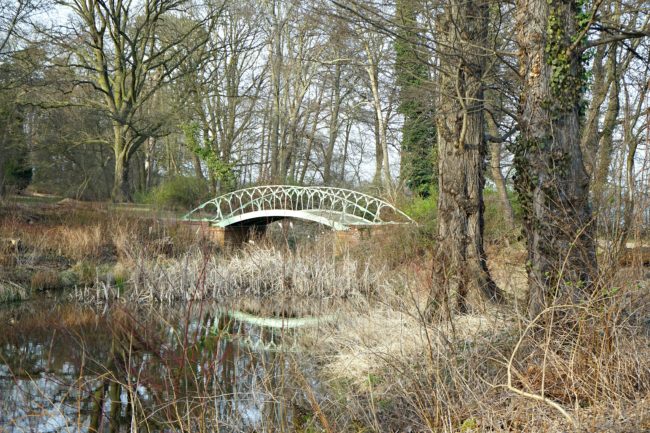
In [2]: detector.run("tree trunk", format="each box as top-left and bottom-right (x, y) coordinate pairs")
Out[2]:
(299, 117), (317, 184)
(269, 6), (282, 181)
(299, 89), (324, 184)
(487, 117), (515, 226)
(614, 77), (648, 264)
(0, 108), (13, 200)
(341, 119), (352, 181)
(372, 109), (383, 186)
(366, 50), (391, 190)
(435, 0), (502, 312)
(112, 150), (130, 203)
(580, 43), (608, 176)
(192, 153), (205, 182)
(144, 136), (156, 191)
(111, 124), (131, 202)
(592, 42), (620, 211)
(0, 156), (5, 200)
(515, 0), (597, 318)
(323, 63), (342, 185)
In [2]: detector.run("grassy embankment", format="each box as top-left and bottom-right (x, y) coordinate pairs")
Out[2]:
(0, 193), (648, 432)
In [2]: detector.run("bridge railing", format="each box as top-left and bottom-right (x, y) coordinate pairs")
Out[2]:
(183, 185), (414, 226)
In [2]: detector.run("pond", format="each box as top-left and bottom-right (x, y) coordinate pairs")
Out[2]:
(0, 299), (331, 432)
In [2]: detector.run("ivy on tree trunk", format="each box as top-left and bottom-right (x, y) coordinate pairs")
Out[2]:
(514, 0), (597, 318)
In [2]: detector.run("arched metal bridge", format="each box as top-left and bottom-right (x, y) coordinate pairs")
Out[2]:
(182, 185), (413, 231)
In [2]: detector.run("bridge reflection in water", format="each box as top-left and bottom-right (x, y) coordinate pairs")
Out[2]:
(182, 185), (414, 249)
(0, 301), (333, 432)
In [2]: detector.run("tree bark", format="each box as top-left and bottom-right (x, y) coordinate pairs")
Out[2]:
(435, 0), (502, 312)
(300, 90), (324, 184)
(487, 117), (515, 227)
(192, 153), (205, 182)
(592, 44), (620, 211)
(111, 124), (131, 203)
(269, 2), (283, 181)
(0, 153), (5, 200)
(515, 0), (597, 318)
(365, 46), (391, 189)
(372, 109), (384, 186)
(112, 151), (130, 203)
(323, 62), (342, 185)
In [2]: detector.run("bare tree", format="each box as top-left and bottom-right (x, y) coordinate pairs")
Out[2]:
(59, 0), (219, 201)
(0, 0), (45, 199)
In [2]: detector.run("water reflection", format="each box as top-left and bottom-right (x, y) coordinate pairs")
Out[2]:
(0, 301), (322, 432)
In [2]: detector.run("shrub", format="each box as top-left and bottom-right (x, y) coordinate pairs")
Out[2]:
(4, 157), (32, 192)
(147, 176), (211, 210)
(400, 190), (438, 246)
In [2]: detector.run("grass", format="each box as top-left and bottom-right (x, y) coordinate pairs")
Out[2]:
(0, 280), (29, 303)
(70, 242), (384, 305)
(0, 198), (199, 294)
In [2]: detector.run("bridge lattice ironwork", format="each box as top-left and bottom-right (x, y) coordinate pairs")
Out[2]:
(183, 185), (413, 230)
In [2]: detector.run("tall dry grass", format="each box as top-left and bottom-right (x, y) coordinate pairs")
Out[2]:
(303, 282), (649, 432)
(0, 201), (201, 298)
(71, 243), (388, 306)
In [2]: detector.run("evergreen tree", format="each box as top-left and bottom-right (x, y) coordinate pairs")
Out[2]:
(395, 0), (435, 196)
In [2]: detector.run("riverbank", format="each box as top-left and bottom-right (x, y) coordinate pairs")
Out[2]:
(1, 197), (649, 432)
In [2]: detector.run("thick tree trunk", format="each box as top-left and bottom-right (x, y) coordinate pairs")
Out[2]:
(515, 0), (597, 318)
(111, 124), (131, 203)
(279, 108), (300, 181)
(112, 151), (130, 203)
(435, 0), (502, 312)
(299, 116), (317, 184)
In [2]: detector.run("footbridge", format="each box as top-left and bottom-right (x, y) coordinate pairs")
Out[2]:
(182, 185), (413, 248)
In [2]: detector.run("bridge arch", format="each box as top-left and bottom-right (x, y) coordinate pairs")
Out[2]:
(183, 185), (413, 230)
(214, 209), (349, 231)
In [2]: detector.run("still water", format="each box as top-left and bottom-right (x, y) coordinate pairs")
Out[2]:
(0, 299), (328, 432)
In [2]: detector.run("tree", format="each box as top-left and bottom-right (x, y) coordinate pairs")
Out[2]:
(0, 0), (44, 199)
(435, 0), (502, 312)
(60, 0), (218, 201)
(395, 0), (435, 196)
(362, 33), (394, 190)
(175, 0), (265, 193)
(514, 0), (597, 317)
